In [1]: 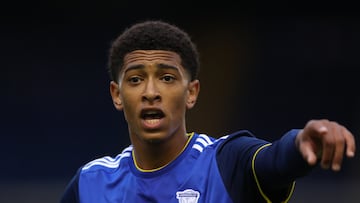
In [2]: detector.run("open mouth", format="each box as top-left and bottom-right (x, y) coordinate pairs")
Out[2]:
(140, 109), (165, 127)
(141, 109), (165, 119)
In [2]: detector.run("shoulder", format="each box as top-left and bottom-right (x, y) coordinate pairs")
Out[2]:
(190, 133), (217, 152)
(191, 130), (261, 153)
(217, 130), (267, 149)
(61, 145), (134, 202)
(80, 145), (133, 174)
(215, 130), (271, 160)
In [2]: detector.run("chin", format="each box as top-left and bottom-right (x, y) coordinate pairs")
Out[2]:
(141, 131), (168, 144)
(145, 138), (163, 144)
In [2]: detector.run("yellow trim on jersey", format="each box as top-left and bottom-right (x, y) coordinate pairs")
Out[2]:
(133, 132), (194, 172)
(251, 143), (296, 203)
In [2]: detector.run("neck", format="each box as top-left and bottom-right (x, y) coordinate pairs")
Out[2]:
(131, 131), (190, 171)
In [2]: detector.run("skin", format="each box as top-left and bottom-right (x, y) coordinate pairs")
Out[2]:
(110, 50), (200, 170)
(296, 119), (356, 171)
(110, 50), (356, 172)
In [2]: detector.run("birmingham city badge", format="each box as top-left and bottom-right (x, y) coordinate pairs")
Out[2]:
(176, 189), (200, 203)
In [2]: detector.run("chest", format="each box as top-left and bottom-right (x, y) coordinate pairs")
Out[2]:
(79, 149), (232, 203)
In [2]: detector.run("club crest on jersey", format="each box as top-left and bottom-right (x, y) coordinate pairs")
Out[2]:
(176, 189), (200, 203)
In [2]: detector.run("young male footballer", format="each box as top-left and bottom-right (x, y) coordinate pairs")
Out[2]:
(60, 20), (356, 203)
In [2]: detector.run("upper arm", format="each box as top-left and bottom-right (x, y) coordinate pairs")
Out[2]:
(216, 129), (309, 202)
(216, 130), (269, 202)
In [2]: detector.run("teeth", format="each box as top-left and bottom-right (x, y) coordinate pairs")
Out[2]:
(145, 119), (160, 125)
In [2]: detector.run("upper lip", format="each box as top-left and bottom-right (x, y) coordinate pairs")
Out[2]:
(140, 107), (165, 119)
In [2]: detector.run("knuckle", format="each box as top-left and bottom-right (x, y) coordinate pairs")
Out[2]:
(307, 120), (317, 128)
(335, 134), (345, 145)
(319, 119), (330, 124)
(329, 121), (339, 126)
(323, 134), (335, 146)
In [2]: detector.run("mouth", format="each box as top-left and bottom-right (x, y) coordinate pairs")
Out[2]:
(140, 108), (165, 128)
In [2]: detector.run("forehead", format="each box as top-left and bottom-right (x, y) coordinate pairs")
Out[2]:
(123, 50), (182, 68)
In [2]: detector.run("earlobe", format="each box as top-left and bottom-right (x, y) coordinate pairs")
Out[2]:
(110, 81), (123, 111)
(186, 80), (200, 109)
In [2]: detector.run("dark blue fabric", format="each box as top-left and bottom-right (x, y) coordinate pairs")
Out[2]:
(216, 129), (312, 202)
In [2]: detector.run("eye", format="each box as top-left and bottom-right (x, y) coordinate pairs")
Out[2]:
(128, 76), (142, 84)
(161, 75), (175, 83)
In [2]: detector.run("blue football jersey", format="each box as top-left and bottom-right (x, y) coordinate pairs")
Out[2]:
(61, 130), (310, 203)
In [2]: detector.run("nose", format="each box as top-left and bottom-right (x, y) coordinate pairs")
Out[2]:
(142, 78), (161, 103)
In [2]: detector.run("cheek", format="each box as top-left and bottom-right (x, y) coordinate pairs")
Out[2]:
(120, 86), (139, 104)
(122, 102), (138, 125)
(120, 91), (138, 116)
(168, 90), (188, 110)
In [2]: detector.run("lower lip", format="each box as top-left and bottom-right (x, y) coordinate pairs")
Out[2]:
(142, 118), (163, 129)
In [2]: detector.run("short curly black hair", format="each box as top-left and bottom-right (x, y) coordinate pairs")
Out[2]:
(108, 20), (200, 82)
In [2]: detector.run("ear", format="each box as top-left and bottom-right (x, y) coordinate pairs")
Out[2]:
(186, 79), (200, 109)
(110, 81), (123, 111)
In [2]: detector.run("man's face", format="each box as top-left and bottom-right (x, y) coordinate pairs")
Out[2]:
(110, 50), (199, 143)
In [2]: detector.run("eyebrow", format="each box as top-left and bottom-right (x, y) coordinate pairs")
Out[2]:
(123, 63), (180, 74)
